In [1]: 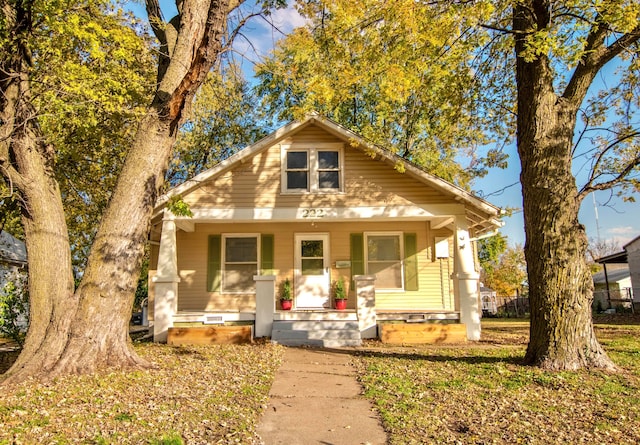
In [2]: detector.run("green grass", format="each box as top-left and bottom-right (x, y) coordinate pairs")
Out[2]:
(354, 317), (640, 444)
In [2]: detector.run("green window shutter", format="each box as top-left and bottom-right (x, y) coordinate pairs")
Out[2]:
(350, 233), (364, 289)
(207, 235), (221, 292)
(261, 234), (274, 275)
(404, 233), (419, 291)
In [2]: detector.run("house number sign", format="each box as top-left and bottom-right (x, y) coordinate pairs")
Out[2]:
(302, 208), (326, 218)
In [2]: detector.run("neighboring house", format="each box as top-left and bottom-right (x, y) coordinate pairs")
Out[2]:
(627, 236), (640, 309)
(149, 114), (503, 346)
(0, 230), (27, 288)
(592, 264), (632, 310)
(480, 286), (498, 316)
(596, 235), (640, 311)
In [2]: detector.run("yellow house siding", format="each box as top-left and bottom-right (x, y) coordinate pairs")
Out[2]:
(180, 123), (457, 210)
(283, 125), (344, 144)
(173, 221), (455, 313)
(342, 149), (451, 206)
(183, 149), (282, 208)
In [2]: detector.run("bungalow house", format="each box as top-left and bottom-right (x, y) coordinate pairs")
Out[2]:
(148, 114), (503, 346)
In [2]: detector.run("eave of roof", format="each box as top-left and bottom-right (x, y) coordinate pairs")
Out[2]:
(596, 251), (628, 264)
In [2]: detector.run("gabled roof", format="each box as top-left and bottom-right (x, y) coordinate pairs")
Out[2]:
(155, 113), (503, 234)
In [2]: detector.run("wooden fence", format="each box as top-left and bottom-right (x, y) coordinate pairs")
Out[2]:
(482, 295), (530, 317)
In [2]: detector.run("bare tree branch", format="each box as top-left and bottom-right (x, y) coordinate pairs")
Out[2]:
(563, 20), (640, 105)
(578, 130), (640, 201)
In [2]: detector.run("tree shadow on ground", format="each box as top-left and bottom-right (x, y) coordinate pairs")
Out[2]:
(313, 345), (525, 366)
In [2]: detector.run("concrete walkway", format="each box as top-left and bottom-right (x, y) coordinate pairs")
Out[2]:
(256, 347), (388, 445)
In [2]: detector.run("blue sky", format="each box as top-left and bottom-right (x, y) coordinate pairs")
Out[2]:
(126, 0), (639, 249)
(472, 154), (640, 249)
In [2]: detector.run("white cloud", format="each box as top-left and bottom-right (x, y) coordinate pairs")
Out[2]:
(601, 227), (637, 248)
(231, 2), (308, 79)
(608, 226), (636, 235)
(241, 3), (307, 59)
(269, 4), (307, 33)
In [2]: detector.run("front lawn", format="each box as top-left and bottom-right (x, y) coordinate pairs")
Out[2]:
(354, 317), (640, 444)
(0, 343), (283, 444)
(2, 317), (639, 444)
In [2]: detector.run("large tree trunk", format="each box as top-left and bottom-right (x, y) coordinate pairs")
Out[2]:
(514, 2), (616, 371)
(1, 0), (236, 384)
(24, 113), (176, 377)
(0, 74), (78, 380)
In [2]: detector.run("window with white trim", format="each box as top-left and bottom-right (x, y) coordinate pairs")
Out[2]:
(285, 151), (309, 191)
(281, 144), (343, 193)
(222, 234), (259, 293)
(365, 232), (404, 290)
(318, 151), (340, 189)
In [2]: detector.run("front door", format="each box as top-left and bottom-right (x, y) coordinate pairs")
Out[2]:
(294, 233), (330, 309)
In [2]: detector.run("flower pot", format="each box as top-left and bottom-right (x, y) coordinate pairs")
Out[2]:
(281, 299), (293, 311)
(334, 299), (347, 310)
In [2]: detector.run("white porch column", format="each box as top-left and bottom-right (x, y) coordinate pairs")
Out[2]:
(453, 215), (481, 341)
(153, 213), (180, 342)
(254, 275), (276, 337)
(355, 275), (377, 339)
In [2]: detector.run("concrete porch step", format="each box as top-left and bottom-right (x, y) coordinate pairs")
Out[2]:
(273, 320), (360, 331)
(271, 320), (362, 348)
(273, 338), (363, 348)
(274, 310), (358, 321)
(272, 328), (361, 341)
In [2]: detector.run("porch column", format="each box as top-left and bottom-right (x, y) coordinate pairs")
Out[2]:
(453, 215), (481, 341)
(254, 275), (276, 337)
(355, 275), (377, 339)
(154, 213), (180, 342)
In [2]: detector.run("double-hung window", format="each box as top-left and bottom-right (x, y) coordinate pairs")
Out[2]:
(222, 234), (258, 293)
(282, 144), (343, 193)
(285, 151), (309, 191)
(317, 151), (340, 190)
(365, 233), (404, 290)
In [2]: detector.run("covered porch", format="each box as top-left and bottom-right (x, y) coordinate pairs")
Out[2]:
(151, 213), (483, 346)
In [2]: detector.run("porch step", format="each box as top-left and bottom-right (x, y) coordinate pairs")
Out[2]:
(271, 320), (362, 348)
(274, 320), (360, 331)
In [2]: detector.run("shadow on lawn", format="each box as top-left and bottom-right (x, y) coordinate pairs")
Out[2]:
(353, 349), (525, 366)
(302, 346), (525, 366)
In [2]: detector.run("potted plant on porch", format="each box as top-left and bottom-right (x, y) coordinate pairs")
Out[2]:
(280, 278), (293, 311)
(333, 277), (347, 310)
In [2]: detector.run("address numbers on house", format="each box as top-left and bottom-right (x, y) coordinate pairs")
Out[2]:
(301, 208), (326, 218)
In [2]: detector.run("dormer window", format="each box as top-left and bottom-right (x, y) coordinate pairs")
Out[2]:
(281, 143), (344, 193)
